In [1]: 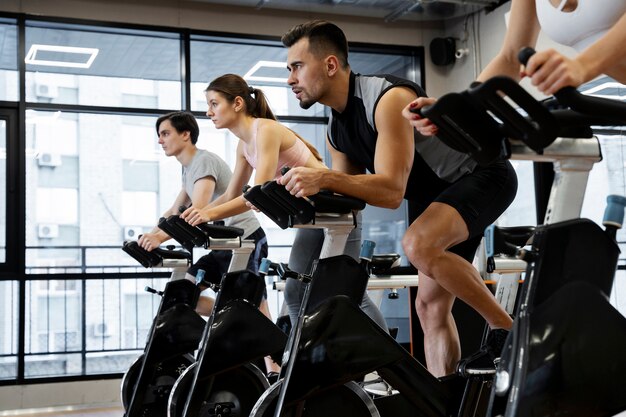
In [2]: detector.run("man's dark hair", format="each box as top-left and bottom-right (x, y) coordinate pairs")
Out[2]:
(156, 111), (200, 144)
(281, 20), (349, 68)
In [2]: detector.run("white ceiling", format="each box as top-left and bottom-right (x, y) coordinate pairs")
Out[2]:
(188, 0), (505, 22)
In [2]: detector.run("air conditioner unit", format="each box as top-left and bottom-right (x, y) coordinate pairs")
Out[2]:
(37, 152), (62, 167)
(123, 226), (143, 241)
(35, 83), (59, 99)
(92, 322), (111, 337)
(38, 223), (59, 239)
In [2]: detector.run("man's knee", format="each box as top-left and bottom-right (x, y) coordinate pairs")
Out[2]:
(402, 232), (439, 275)
(414, 294), (451, 330)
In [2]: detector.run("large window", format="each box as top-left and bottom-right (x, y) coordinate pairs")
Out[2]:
(24, 111), (181, 272)
(25, 22), (182, 109)
(0, 18), (18, 102)
(0, 15), (424, 382)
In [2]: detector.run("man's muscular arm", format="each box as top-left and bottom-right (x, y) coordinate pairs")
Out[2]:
(280, 87), (415, 208)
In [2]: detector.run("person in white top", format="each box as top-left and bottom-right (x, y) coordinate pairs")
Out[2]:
(405, 0), (626, 137)
(400, 0), (626, 375)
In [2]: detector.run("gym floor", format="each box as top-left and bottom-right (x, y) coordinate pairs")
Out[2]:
(2, 407), (123, 417)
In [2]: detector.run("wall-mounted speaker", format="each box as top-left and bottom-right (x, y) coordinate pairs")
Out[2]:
(429, 37), (456, 66)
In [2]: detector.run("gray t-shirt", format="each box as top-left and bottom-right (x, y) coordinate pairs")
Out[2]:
(182, 149), (260, 238)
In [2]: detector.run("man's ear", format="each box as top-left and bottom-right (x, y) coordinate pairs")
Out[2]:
(326, 55), (340, 77)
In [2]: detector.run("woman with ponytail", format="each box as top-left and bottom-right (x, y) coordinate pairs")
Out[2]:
(182, 73), (388, 332)
(181, 73), (324, 224)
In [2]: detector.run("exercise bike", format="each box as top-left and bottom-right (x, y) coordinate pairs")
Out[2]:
(417, 47), (626, 416)
(244, 181), (496, 417)
(158, 215), (288, 417)
(120, 241), (205, 417)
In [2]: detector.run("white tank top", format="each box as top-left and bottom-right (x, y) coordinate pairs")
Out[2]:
(536, 0), (626, 51)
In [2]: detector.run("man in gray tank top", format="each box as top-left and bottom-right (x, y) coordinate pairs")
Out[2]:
(280, 21), (518, 378)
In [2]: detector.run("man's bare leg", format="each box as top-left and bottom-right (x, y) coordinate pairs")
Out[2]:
(414, 274), (460, 376)
(403, 203), (512, 376)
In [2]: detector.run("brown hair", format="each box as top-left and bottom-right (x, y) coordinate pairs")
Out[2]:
(155, 111), (199, 144)
(281, 20), (349, 69)
(205, 74), (323, 162)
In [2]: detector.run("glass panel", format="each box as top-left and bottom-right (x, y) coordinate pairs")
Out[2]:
(190, 37), (326, 117)
(25, 111), (183, 272)
(23, 276), (170, 377)
(0, 19), (18, 102)
(0, 280), (19, 380)
(24, 279), (83, 377)
(495, 160), (537, 227)
(351, 50), (419, 81)
(25, 22), (181, 109)
(190, 38), (420, 116)
(583, 133), (626, 317)
(84, 276), (166, 375)
(0, 118), (5, 263)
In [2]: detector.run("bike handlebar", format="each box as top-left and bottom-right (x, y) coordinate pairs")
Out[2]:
(518, 47), (626, 124)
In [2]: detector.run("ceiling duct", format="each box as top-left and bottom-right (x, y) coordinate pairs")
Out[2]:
(195, 0), (510, 22)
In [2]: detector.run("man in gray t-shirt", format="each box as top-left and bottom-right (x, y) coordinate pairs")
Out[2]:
(138, 112), (266, 316)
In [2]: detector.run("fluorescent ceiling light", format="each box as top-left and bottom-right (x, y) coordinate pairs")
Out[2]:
(243, 60), (287, 83)
(25, 44), (99, 69)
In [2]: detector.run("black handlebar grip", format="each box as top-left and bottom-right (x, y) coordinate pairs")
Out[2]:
(242, 185), (251, 193)
(408, 104), (424, 116)
(280, 166), (291, 176)
(518, 46), (536, 66)
(178, 205), (188, 214)
(517, 46), (579, 103)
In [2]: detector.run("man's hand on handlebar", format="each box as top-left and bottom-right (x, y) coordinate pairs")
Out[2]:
(521, 48), (588, 96)
(137, 232), (162, 252)
(181, 206), (211, 227)
(401, 96), (439, 137)
(277, 166), (324, 198)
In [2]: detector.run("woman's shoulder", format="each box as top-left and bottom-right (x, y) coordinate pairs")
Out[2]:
(256, 118), (292, 140)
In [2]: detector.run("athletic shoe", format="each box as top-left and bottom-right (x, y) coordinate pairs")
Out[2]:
(456, 328), (509, 377)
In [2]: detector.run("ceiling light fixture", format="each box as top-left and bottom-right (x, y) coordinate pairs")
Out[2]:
(25, 44), (99, 69)
(243, 60), (288, 84)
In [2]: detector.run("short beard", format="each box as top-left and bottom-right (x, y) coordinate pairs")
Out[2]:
(298, 99), (315, 110)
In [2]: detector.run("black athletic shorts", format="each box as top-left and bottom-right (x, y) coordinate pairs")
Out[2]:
(187, 227), (268, 287)
(409, 159), (518, 262)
